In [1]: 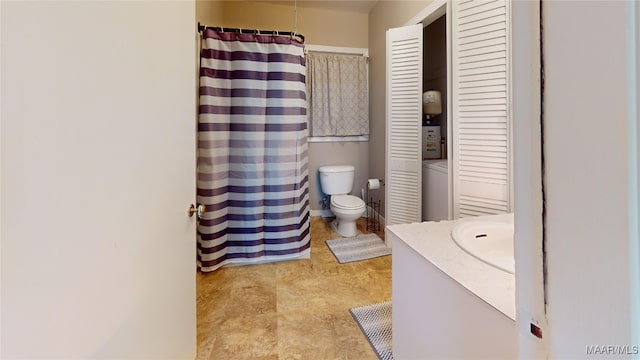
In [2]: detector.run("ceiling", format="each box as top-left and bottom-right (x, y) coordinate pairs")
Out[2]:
(260, 0), (378, 14)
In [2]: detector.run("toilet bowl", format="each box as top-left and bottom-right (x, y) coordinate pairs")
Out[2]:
(330, 194), (366, 237)
(318, 165), (366, 237)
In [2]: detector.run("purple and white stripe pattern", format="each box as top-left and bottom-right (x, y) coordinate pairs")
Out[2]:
(197, 30), (310, 272)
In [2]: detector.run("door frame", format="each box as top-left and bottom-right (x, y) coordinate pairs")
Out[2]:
(404, 0), (451, 221)
(511, 0), (546, 358)
(626, 0), (640, 348)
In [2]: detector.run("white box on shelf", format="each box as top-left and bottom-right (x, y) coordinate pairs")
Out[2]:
(422, 125), (441, 159)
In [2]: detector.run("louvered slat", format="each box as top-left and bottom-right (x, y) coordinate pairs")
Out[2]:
(458, 0), (501, 12)
(386, 24), (423, 226)
(453, 0), (511, 218)
(459, 194), (509, 218)
(459, 78), (507, 90)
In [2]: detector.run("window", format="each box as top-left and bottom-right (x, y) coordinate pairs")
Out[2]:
(305, 48), (369, 137)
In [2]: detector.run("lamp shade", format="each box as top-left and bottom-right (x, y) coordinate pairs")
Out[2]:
(423, 90), (442, 115)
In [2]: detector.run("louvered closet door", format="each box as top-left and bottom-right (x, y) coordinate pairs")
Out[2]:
(385, 24), (423, 225)
(452, 0), (512, 218)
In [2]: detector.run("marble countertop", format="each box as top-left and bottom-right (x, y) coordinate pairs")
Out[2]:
(387, 213), (516, 320)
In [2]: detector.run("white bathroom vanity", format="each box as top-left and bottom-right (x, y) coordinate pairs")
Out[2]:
(387, 214), (516, 359)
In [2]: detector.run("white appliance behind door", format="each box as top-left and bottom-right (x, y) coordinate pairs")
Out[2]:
(422, 160), (449, 221)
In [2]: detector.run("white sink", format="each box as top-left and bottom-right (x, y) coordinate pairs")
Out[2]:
(451, 217), (515, 274)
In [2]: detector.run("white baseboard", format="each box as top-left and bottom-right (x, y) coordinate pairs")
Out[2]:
(310, 209), (333, 218)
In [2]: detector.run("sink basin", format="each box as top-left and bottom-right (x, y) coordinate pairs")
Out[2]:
(451, 218), (515, 274)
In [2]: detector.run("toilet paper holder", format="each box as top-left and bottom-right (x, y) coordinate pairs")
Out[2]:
(367, 178), (384, 190)
(366, 198), (381, 232)
(365, 178), (383, 233)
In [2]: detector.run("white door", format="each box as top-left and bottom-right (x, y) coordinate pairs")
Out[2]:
(1, 2), (196, 358)
(451, 0), (512, 218)
(385, 24), (423, 226)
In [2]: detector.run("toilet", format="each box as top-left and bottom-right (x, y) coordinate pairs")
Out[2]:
(318, 165), (366, 237)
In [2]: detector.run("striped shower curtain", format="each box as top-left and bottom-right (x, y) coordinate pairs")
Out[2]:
(197, 29), (310, 272)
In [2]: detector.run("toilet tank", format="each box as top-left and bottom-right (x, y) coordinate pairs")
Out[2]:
(318, 165), (355, 195)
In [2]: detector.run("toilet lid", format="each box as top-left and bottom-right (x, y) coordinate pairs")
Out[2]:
(331, 195), (365, 210)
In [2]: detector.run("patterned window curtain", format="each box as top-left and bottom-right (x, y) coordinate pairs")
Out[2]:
(197, 29), (310, 272)
(306, 53), (369, 136)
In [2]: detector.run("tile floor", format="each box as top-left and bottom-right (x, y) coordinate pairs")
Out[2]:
(196, 216), (390, 360)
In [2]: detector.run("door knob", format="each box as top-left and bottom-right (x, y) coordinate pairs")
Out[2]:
(188, 204), (206, 219)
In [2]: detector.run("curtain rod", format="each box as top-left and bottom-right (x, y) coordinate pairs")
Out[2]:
(198, 22), (305, 43)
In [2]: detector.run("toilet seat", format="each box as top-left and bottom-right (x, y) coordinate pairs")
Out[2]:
(331, 195), (365, 210)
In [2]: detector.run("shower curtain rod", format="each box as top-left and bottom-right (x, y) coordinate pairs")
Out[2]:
(198, 22), (305, 43)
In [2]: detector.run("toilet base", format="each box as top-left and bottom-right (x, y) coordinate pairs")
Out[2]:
(332, 218), (358, 238)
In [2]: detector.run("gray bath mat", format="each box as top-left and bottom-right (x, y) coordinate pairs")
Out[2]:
(349, 301), (393, 360)
(325, 234), (391, 264)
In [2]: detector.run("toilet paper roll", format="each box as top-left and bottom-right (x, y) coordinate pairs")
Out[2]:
(367, 179), (380, 190)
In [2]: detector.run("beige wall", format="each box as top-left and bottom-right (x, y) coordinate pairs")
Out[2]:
(198, 1), (367, 47)
(196, 1), (223, 25)
(196, 1), (369, 213)
(368, 0), (434, 215)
